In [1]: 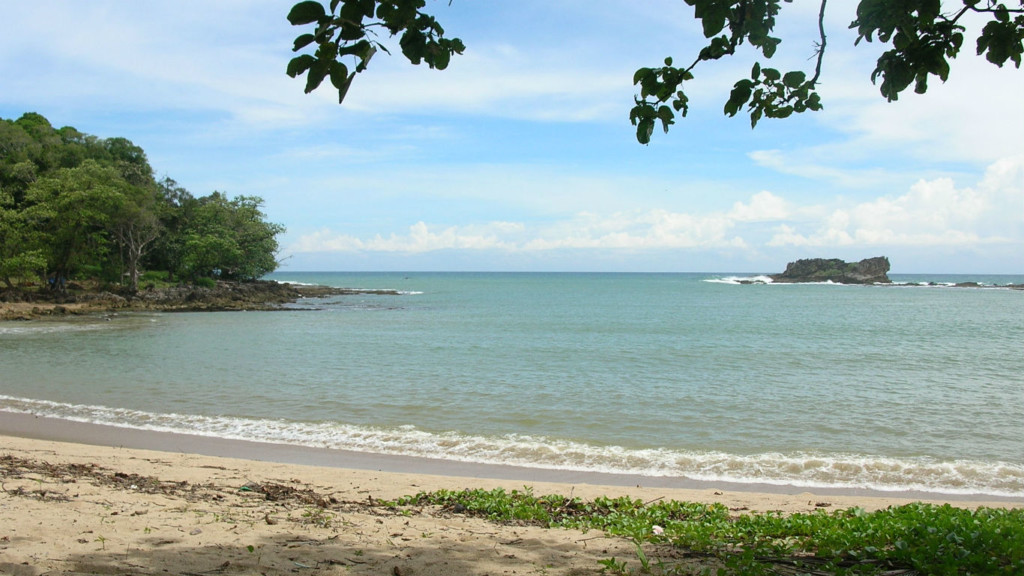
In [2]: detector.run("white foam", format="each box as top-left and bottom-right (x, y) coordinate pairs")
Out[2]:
(0, 322), (113, 336)
(3, 396), (1022, 498)
(704, 275), (775, 285)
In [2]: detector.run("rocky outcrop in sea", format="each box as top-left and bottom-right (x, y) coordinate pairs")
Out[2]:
(770, 257), (891, 284)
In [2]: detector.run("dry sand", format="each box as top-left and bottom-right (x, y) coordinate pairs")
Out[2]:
(2, 426), (1020, 576)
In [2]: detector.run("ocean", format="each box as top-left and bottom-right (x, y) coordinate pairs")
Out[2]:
(1, 272), (1022, 497)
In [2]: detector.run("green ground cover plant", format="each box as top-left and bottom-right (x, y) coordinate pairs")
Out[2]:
(390, 488), (1024, 575)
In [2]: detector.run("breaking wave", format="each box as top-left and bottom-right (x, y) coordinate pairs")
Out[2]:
(3, 395), (1022, 498)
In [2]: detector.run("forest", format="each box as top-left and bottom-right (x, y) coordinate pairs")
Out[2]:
(0, 113), (284, 292)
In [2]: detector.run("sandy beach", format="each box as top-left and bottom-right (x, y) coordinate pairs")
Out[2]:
(2, 417), (1019, 576)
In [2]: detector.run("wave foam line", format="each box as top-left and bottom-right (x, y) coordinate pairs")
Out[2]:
(704, 275), (775, 285)
(3, 396), (1022, 497)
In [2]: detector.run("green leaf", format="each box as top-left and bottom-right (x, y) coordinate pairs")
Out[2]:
(430, 45), (452, 70)
(782, 71), (806, 88)
(286, 55), (316, 78)
(304, 58), (330, 93)
(287, 1), (327, 26)
(636, 119), (655, 145)
(329, 61), (350, 90)
(977, 19), (1024, 68)
(292, 34), (316, 52)
(695, 2), (728, 38)
(762, 68), (781, 82)
(725, 79), (754, 117)
(672, 91), (689, 116)
(400, 29), (427, 65)
(331, 63), (355, 104)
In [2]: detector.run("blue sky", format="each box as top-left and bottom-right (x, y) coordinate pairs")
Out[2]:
(2, 1), (1022, 273)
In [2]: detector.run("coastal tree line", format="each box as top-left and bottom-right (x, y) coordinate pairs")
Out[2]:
(0, 113), (284, 292)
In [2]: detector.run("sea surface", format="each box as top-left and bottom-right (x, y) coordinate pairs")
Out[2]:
(2, 272), (1022, 497)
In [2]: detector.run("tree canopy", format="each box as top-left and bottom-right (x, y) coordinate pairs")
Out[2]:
(0, 113), (285, 291)
(287, 0), (1024, 143)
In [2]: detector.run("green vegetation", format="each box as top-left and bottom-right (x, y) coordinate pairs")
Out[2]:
(0, 112), (284, 292)
(287, 1), (1024, 143)
(390, 487), (1024, 575)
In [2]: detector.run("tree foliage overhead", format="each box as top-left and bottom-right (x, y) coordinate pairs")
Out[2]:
(286, 0), (465, 102)
(0, 113), (285, 291)
(288, 0), (1024, 143)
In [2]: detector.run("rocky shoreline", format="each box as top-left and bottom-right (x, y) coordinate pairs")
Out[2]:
(0, 280), (400, 321)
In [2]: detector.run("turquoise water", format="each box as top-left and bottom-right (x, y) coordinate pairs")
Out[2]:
(2, 272), (1022, 496)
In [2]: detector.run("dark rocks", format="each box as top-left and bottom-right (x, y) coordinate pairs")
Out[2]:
(771, 257), (891, 284)
(2, 281), (382, 320)
(129, 280), (317, 311)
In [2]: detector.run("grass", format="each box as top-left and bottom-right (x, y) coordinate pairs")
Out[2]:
(388, 487), (1024, 575)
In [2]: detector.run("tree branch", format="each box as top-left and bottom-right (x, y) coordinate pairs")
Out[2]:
(809, 0), (828, 85)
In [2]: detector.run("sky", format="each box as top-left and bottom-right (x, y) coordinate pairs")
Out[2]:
(1, 1), (1022, 274)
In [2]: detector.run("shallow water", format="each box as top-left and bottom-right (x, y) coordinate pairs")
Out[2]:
(2, 272), (1022, 496)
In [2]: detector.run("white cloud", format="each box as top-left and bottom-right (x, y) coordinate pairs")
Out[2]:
(286, 196), (761, 256)
(287, 157), (1023, 259)
(289, 222), (519, 253)
(728, 191), (790, 222)
(522, 210), (742, 250)
(768, 156), (1024, 247)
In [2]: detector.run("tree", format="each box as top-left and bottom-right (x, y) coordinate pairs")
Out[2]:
(0, 118), (43, 204)
(110, 192), (163, 292)
(144, 177), (196, 279)
(0, 189), (47, 288)
(21, 160), (131, 288)
(103, 137), (154, 187)
(1, 113), (288, 289)
(287, 1), (1024, 143)
(177, 192), (284, 282)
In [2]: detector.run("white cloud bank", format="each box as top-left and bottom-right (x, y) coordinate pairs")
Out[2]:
(768, 155), (1023, 248)
(285, 156), (1023, 263)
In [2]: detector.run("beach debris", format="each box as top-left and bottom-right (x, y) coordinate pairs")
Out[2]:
(240, 481), (330, 507)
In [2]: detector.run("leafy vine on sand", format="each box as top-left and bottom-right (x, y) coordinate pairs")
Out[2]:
(4, 455), (1022, 575)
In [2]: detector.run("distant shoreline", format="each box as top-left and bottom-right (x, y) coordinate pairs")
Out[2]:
(0, 280), (374, 321)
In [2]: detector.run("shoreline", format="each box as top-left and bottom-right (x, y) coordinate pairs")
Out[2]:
(3, 418), (1020, 575)
(3, 412), (1020, 506)
(3, 274), (1021, 321)
(0, 281), (364, 321)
